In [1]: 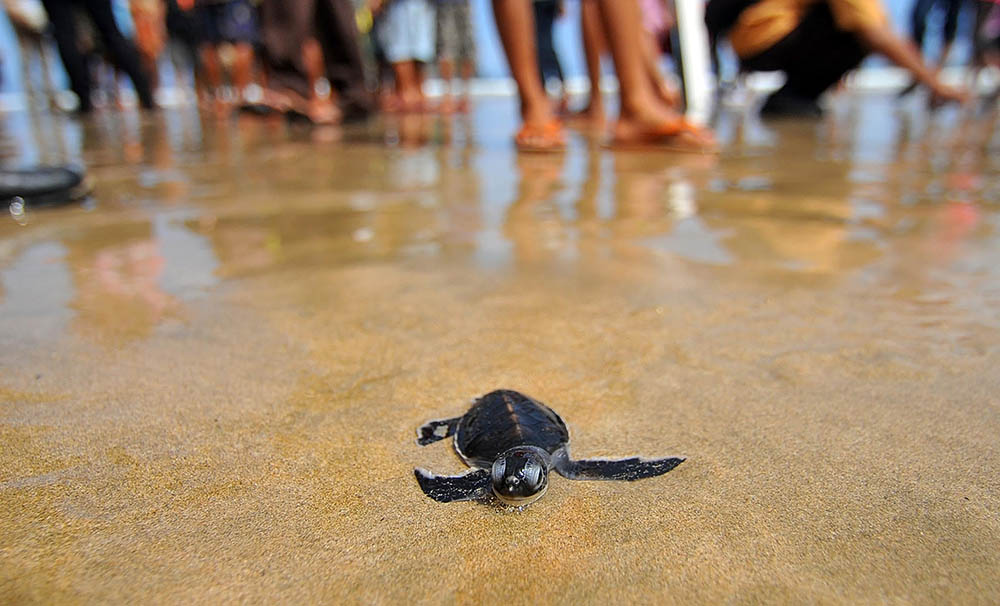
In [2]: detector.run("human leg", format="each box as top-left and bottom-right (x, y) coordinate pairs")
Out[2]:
(575, 0), (605, 123)
(491, 0), (558, 133)
(316, 0), (372, 117)
(455, 1), (477, 112)
(392, 60), (420, 111)
(258, 0), (314, 100)
(41, 0), (94, 111)
(437, 2), (458, 112)
(640, 24), (679, 107)
(596, 0), (714, 148)
(82, 0), (155, 108)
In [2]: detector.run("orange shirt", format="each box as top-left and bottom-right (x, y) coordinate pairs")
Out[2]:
(729, 0), (888, 58)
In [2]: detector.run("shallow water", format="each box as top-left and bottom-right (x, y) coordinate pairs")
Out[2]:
(1, 96), (999, 603)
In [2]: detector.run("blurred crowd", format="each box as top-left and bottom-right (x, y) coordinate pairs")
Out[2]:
(1, 0), (998, 152)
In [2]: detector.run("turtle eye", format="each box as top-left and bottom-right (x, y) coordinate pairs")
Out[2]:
(492, 459), (506, 483)
(523, 462), (541, 487)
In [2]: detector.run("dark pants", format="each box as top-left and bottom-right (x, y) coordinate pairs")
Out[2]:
(258, 0), (371, 115)
(41, 0), (155, 112)
(741, 3), (868, 101)
(911, 0), (964, 49)
(533, 0), (564, 85)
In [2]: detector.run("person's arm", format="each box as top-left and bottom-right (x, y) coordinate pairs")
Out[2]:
(856, 23), (968, 103)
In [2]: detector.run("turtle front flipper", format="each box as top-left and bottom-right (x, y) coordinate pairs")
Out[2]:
(416, 417), (460, 446)
(553, 451), (685, 481)
(414, 468), (491, 503)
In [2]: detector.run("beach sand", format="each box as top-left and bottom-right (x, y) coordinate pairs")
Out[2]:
(1, 98), (998, 603)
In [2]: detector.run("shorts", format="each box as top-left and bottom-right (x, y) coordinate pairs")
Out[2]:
(436, 1), (475, 62)
(197, 0), (258, 45)
(378, 0), (436, 63)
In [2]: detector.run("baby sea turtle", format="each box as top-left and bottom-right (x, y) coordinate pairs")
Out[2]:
(414, 389), (685, 506)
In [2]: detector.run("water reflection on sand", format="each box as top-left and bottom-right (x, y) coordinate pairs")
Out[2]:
(0, 96), (998, 603)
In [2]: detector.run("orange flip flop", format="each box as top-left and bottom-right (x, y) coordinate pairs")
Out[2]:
(515, 120), (566, 153)
(609, 118), (717, 153)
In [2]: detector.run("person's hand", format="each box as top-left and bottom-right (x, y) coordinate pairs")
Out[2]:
(930, 80), (970, 106)
(368, 0), (385, 15)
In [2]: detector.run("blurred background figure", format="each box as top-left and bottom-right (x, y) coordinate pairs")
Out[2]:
(571, 0), (680, 127)
(707, 0), (968, 117)
(258, 0), (371, 123)
(973, 0), (1000, 97)
(435, 0), (476, 113)
(195, 0), (260, 111)
(532, 0), (567, 114)
(3, 0), (59, 108)
(900, 0), (967, 95)
(637, 0), (681, 109)
(573, 0), (605, 125)
(129, 0), (166, 89)
(491, 0), (711, 152)
(39, 0), (156, 112)
(163, 0), (204, 99)
(372, 0), (436, 112)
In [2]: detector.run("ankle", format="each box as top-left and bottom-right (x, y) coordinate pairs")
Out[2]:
(520, 95), (554, 125)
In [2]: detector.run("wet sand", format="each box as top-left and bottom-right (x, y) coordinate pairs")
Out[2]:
(1, 97), (999, 603)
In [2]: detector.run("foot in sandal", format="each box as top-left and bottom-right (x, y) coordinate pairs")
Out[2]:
(515, 120), (566, 152)
(611, 110), (716, 153)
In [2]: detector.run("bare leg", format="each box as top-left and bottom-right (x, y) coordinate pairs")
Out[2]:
(439, 57), (456, 113)
(491, 0), (554, 128)
(597, 0), (713, 147)
(393, 60), (421, 112)
(232, 42), (254, 96)
(640, 27), (679, 108)
(301, 37), (339, 123)
(415, 61), (428, 111)
(457, 59), (475, 111)
(577, 0), (605, 122)
(199, 44), (223, 109)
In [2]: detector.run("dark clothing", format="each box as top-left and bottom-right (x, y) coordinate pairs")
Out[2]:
(911, 0), (964, 48)
(41, 0), (155, 112)
(258, 0), (371, 115)
(198, 0), (259, 44)
(165, 0), (202, 47)
(533, 0), (564, 85)
(975, 0), (1000, 58)
(742, 2), (868, 101)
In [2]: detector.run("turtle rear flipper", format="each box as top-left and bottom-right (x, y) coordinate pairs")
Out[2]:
(416, 417), (460, 446)
(414, 468), (491, 503)
(553, 452), (685, 481)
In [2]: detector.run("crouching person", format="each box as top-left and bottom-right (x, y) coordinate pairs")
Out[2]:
(707, 0), (969, 117)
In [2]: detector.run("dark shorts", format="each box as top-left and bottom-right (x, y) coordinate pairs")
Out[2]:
(197, 0), (258, 44)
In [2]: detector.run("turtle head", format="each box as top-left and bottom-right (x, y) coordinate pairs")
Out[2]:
(491, 447), (550, 506)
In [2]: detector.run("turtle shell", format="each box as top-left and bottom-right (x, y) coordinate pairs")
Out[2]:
(455, 390), (569, 467)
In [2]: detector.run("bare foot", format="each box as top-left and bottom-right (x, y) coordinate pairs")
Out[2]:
(438, 96), (456, 114)
(566, 102), (606, 129)
(655, 81), (681, 109)
(611, 111), (716, 152)
(515, 120), (566, 152)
